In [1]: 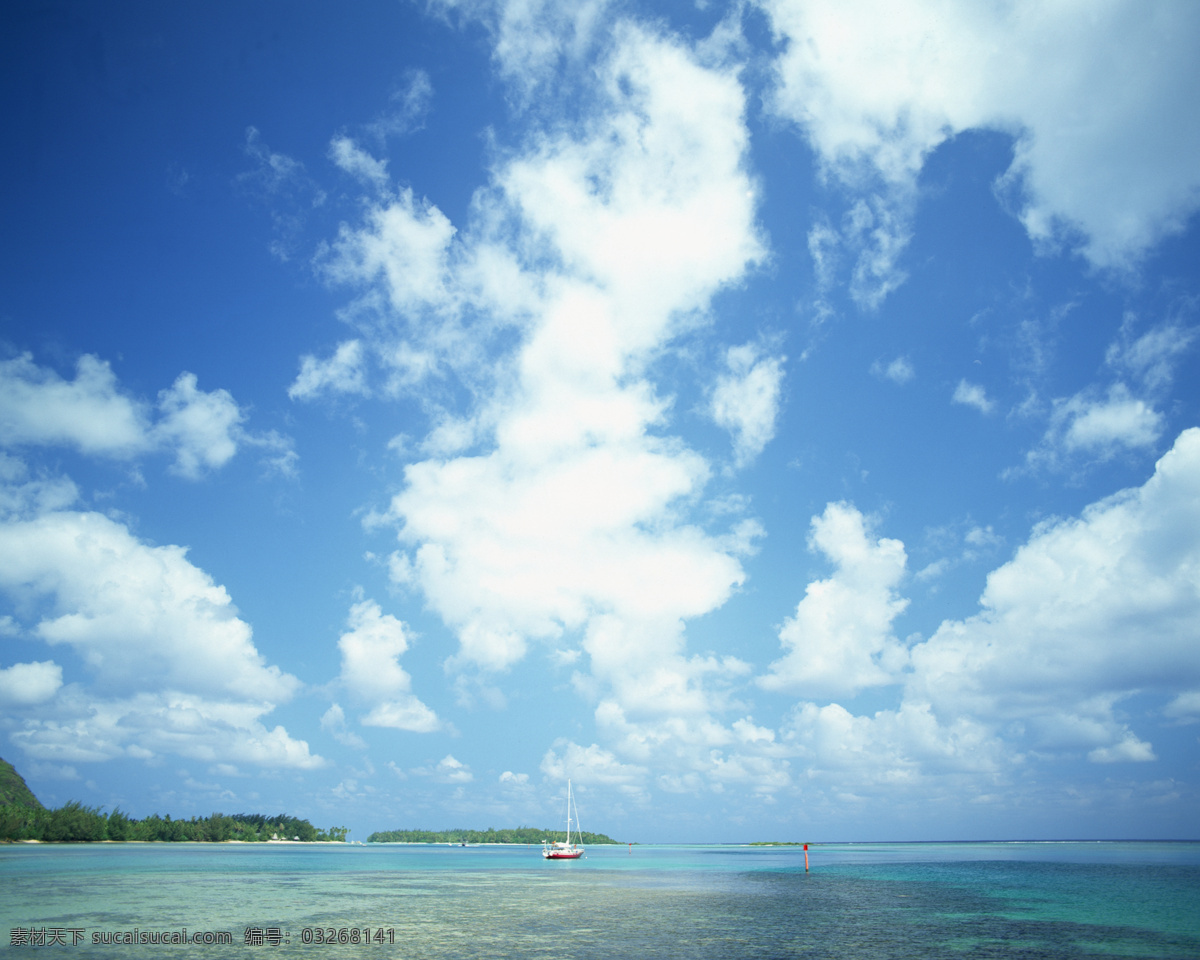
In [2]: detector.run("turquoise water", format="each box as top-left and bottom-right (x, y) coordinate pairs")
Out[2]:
(2, 842), (1198, 958)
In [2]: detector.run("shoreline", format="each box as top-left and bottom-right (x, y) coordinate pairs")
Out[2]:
(11, 838), (348, 845)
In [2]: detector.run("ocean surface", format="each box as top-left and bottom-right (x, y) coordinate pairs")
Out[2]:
(2, 841), (1198, 958)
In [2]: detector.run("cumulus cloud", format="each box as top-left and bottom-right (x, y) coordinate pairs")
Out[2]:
(911, 428), (1200, 759)
(760, 0), (1200, 302)
(289, 340), (370, 400)
(0, 353), (290, 479)
(336, 598), (441, 733)
(9, 689), (321, 769)
(323, 187), (458, 321)
(952, 379), (994, 415)
(710, 341), (786, 469)
(0, 507), (317, 768)
(152, 373), (244, 478)
(763, 432), (1200, 798)
(541, 739), (648, 797)
(0, 353), (149, 457)
(1016, 313), (1194, 475)
(782, 699), (1006, 788)
(0, 510), (298, 700)
(313, 19), (776, 794)
(358, 26), (762, 696)
(0, 453), (78, 520)
(1023, 383), (1164, 474)
(413, 754), (473, 784)
(1089, 734), (1156, 764)
(760, 502), (909, 699)
(0, 660), (62, 705)
(1058, 386), (1163, 454)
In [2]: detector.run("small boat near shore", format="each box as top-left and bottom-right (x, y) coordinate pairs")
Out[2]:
(542, 780), (584, 860)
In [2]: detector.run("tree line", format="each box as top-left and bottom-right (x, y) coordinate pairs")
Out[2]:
(0, 802), (348, 843)
(366, 826), (618, 844)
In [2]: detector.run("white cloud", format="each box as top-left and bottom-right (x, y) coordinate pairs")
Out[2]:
(760, 0), (1200, 302)
(319, 703), (367, 749)
(1105, 316), (1197, 393)
(414, 753), (473, 784)
(871, 356), (914, 385)
(782, 699), (1006, 787)
(0, 454), (78, 520)
(432, 0), (616, 104)
(0, 353), (288, 479)
(329, 136), (390, 191)
(1164, 690), (1200, 723)
(366, 69), (433, 142)
(9, 690), (322, 769)
(0, 353), (149, 457)
(323, 187), (458, 320)
(0, 508), (317, 769)
(963, 525), (1001, 551)
(541, 739), (648, 796)
(336, 599), (441, 733)
(1059, 385), (1162, 454)
(760, 502), (909, 698)
(351, 24), (763, 714)
(241, 429), (299, 479)
(915, 558), (950, 583)
(732, 717), (775, 744)
(844, 196), (912, 310)
(1018, 314), (1192, 475)
(763, 432), (1200, 798)
(1024, 383), (1164, 473)
(289, 340), (370, 400)
(807, 218), (840, 293)
(952, 379), (993, 415)
(152, 373), (244, 479)
(0, 510), (299, 700)
(912, 428), (1200, 759)
(1088, 733), (1156, 764)
(314, 19), (807, 796)
(710, 341), (786, 468)
(0, 660), (62, 705)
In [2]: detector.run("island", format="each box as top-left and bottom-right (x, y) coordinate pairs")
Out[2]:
(0, 756), (347, 843)
(367, 827), (619, 844)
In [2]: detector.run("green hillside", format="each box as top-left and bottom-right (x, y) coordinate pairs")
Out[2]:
(0, 756), (43, 810)
(0, 755), (351, 843)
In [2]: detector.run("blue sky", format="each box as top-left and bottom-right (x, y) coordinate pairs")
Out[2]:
(2, 0), (1199, 843)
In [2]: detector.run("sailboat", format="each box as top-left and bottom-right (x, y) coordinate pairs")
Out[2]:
(542, 779), (584, 860)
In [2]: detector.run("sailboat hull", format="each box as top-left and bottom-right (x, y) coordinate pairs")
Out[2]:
(542, 847), (583, 860)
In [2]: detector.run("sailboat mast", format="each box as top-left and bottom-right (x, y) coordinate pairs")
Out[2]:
(566, 779), (572, 846)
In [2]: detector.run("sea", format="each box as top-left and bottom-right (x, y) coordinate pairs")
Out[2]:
(1, 841), (1198, 959)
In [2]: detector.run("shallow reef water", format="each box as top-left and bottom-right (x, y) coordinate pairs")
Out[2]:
(2, 841), (1198, 959)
